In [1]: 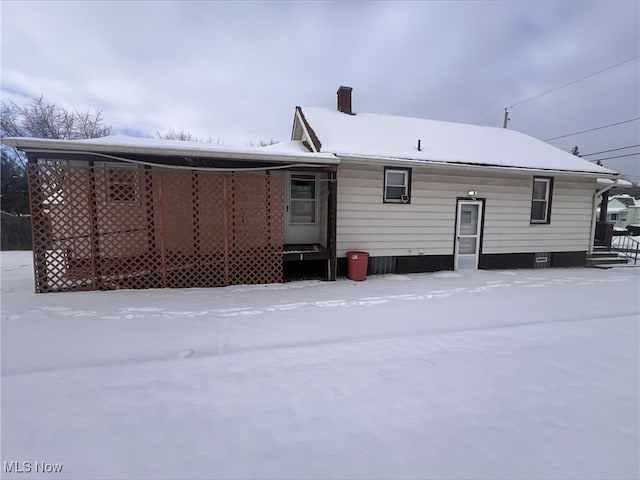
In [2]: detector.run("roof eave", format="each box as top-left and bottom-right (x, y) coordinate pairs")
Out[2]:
(1, 137), (340, 165)
(337, 154), (618, 177)
(295, 107), (322, 152)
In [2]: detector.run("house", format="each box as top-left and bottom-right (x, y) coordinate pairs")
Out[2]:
(596, 194), (640, 231)
(294, 86), (620, 274)
(597, 198), (629, 229)
(1, 86), (622, 293)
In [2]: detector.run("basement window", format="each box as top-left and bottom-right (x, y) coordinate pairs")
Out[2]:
(384, 167), (411, 203)
(530, 177), (553, 224)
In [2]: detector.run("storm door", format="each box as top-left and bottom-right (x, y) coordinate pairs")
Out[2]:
(455, 200), (483, 269)
(285, 172), (320, 244)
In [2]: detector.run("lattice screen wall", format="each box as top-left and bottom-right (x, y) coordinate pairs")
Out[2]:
(27, 161), (284, 293)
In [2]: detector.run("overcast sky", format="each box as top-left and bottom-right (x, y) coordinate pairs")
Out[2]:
(2, 1), (639, 181)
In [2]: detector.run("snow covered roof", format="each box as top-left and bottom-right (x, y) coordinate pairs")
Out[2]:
(1, 135), (339, 165)
(613, 194), (635, 199)
(610, 194), (639, 207)
(299, 107), (617, 175)
(596, 178), (633, 187)
(605, 206), (628, 213)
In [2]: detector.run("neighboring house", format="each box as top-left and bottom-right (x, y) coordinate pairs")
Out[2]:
(626, 202), (640, 235)
(596, 195), (640, 230)
(597, 198), (629, 230)
(2, 86), (621, 293)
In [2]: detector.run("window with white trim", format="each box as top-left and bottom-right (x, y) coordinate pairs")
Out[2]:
(530, 177), (553, 224)
(384, 167), (411, 203)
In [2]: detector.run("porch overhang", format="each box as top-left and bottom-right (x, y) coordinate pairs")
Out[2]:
(2, 136), (340, 167)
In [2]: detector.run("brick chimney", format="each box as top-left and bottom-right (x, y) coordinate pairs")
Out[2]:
(337, 86), (353, 115)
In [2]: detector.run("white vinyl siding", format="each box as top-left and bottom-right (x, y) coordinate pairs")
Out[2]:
(336, 163), (595, 257)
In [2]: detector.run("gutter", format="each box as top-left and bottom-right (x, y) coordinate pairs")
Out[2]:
(1, 137), (340, 166)
(337, 154), (617, 177)
(14, 149), (334, 172)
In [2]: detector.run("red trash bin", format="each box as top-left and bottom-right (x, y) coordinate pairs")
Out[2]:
(346, 251), (369, 281)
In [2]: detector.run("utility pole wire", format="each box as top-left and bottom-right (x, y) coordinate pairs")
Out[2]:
(588, 152), (640, 162)
(476, 55), (639, 124)
(509, 55), (639, 109)
(477, 109), (504, 124)
(544, 118), (640, 142)
(582, 145), (640, 157)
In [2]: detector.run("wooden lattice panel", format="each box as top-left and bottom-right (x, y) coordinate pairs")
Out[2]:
(28, 161), (284, 293)
(228, 172), (284, 285)
(28, 162), (94, 292)
(92, 164), (161, 290)
(158, 170), (198, 289)
(193, 172), (227, 287)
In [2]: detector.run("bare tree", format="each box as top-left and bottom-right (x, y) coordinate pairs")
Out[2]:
(1, 95), (112, 164)
(246, 138), (278, 147)
(1, 150), (29, 214)
(75, 108), (111, 139)
(156, 128), (201, 142)
(1, 95), (112, 213)
(155, 129), (229, 145)
(157, 129), (277, 147)
(2, 95), (111, 140)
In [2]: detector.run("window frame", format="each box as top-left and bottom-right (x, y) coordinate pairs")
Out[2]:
(288, 173), (318, 225)
(105, 163), (140, 205)
(383, 167), (412, 204)
(530, 176), (553, 224)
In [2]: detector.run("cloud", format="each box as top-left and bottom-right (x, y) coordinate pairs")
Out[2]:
(2, 0), (638, 178)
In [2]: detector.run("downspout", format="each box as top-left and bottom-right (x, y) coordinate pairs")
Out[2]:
(589, 180), (618, 254)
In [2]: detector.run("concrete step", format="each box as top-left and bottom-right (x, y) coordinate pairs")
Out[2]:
(591, 262), (636, 269)
(586, 255), (630, 268)
(588, 252), (621, 258)
(592, 247), (615, 253)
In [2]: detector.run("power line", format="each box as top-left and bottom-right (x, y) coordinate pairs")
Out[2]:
(582, 144), (640, 157)
(478, 108), (507, 124)
(544, 118), (640, 142)
(477, 55), (640, 124)
(509, 55), (639, 109)
(588, 152), (640, 162)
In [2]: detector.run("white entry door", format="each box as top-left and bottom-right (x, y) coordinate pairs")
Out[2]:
(285, 172), (320, 244)
(455, 200), (483, 269)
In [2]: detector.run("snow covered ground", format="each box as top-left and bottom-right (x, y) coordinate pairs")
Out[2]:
(1, 251), (639, 479)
